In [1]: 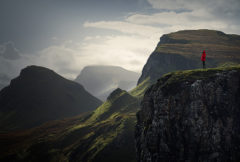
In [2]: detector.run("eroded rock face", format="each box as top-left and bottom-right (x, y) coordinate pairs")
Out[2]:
(136, 67), (240, 162)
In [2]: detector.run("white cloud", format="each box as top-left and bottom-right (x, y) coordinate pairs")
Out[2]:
(84, 0), (240, 39)
(126, 10), (231, 33)
(84, 21), (162, 38)
(1, 35), (153, 80)
(1, 0), (240, 82)
(79, 35), (155, 72)
(0, 35), (154, 80)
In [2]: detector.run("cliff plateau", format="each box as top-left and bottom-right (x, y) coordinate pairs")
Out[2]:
(138, 29), (240, 84)
(136, 66), (240, 162)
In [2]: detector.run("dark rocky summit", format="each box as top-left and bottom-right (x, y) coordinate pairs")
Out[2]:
(136, 66), (240, 162)
(0, 65), (102, 132)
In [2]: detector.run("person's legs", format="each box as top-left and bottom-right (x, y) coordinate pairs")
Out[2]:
(203, 61), (205, 69)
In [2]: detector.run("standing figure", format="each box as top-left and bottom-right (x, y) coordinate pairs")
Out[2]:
(201, 50), (206, 69)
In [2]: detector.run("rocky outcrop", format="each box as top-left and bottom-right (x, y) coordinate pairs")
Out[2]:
(138, 29), (240, 84)
(136, 66), (240, 162)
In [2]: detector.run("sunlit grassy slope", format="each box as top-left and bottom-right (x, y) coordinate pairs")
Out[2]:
(130, 77), (151, 98)
(0, 79), (151, 162)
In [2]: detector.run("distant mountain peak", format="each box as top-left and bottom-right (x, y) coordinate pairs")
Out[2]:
(19, 65), (62, 79)
(75, 65), (140, 101)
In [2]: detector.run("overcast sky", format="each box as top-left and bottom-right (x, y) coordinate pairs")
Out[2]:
(0, 0), (240, 79)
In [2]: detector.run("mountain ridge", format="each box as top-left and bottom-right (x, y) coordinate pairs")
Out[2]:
(0, 65), (102, 132)
(1, 29), (240, 161)
(138, 29), (240, 84)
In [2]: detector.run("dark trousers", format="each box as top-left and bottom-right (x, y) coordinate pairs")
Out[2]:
(202, 61), (205, 69)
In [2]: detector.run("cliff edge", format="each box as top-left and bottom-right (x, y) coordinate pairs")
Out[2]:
(136, 66), (240, 161)
(138, 29), (240, 84)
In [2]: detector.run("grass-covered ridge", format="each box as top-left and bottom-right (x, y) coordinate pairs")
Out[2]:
(155, 65), (240, 91)
(0, 85), (150, 162)
(156, 29), (240, 64)
(130, 77), (151, 98)
(138, 29), (240, 84)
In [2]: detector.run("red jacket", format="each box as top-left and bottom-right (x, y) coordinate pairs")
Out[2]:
(201, 50), (206, 61)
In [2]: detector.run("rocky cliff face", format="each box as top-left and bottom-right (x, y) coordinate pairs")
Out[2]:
(138, 29), (240, 84)
(136, 66), (240, 162)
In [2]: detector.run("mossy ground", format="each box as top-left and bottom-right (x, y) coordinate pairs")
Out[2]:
(151, 65), (240, 97)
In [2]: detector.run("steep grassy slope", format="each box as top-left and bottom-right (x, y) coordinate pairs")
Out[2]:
(138, 29), (240, 84)
(0, 66), (102, 132)
(0, 86), (150, 162)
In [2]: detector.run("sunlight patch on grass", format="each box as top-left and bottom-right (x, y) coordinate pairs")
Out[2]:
(130, 77), (151, 98)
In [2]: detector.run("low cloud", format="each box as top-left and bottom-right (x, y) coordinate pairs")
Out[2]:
(0, 42), (21, 60)
(33, 35), (155, 79)
(84, 21), (162, 38)
(0, 34), (154, 80)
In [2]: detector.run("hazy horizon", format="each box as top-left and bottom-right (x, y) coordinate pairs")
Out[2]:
(0, 0), (240, 79)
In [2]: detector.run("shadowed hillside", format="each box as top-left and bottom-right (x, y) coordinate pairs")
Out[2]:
(0, 66), (102, 132)
(0, 88), (143, 162)
(0, 73), (10, 90)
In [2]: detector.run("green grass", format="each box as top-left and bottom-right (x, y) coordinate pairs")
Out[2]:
(130, 77), (151, 98)
(158, 65), (240, 88)
(0, 80), (152, 162)
(86, 101), (113, 123)
(217, 62), (240, 68)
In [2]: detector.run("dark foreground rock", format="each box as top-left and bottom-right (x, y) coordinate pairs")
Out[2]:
(136, 66), (240, 162)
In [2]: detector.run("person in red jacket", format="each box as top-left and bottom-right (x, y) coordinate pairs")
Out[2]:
(201, 50), (206, 69)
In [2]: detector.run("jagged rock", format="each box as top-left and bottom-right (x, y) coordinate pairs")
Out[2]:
(136, 66), (240, 162)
